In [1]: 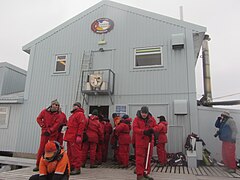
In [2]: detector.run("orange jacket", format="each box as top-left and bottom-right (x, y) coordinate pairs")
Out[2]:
(39, 149), (70, 176)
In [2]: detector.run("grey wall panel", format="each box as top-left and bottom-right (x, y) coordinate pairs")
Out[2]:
(2, 68), (26, 95)
(0, 67), (5, 94)
(197, 107), (240, 161)
(0, 104), (23, 152)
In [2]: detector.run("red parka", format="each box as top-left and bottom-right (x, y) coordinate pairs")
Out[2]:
(104, 121), (113, 140)
(115, 121), (131, 145)
(157, 121), (168, 143)
(36, 108), (62, 138)
(64, 108), (87, 142)
(133, 113), (158, 148)
(86, 115), (103, 143)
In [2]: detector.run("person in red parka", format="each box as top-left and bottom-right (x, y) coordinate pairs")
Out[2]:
(156, 116), (168, 166)
(133, 106), (159, 180)
(33, 99), (63, 172)
(63, 102), (87, 175)
(56, 109), (67, 146)
(96, 113), (105, 165)
(115, 114), (132, 168)
(102, 118), (113, 162)
(82, 109), (103, 168)
(110, 113), (121, 162)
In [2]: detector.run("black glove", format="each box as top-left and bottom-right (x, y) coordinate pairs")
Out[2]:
(217, 117), (222, 121)
(148, 128), (154, 134)
(99, 140), (103, 144)
(44, 131), (51, 136)
(143, 128), (154, 136)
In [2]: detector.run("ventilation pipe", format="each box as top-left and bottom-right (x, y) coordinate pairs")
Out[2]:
(201, 35), (212, 106)
(198, 35), (240, 106)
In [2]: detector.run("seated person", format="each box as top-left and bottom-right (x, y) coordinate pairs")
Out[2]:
(29, 141), (70, 180)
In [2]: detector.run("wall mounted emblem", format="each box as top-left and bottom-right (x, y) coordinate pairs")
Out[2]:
(91, 18), (114, 34)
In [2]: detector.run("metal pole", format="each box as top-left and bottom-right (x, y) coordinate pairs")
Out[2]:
(179, 6), (183, 21)
(202, 34), (212, 104)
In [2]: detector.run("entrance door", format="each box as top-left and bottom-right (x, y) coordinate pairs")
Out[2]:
(92, 50), (113, 70)
(89, 106), (109, 119)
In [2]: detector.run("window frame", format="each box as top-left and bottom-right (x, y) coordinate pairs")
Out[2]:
(134, 47), (163, 68)
(53, 54), (68, 74)
(115, 104), (127, 117)
(0, 107), (10, 129)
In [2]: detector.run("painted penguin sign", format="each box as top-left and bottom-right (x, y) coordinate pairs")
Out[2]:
(91, 18), (114, 34)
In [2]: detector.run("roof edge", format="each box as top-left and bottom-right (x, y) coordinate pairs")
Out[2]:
(0, 62), (27, 75)
(22, 0), (206, 52)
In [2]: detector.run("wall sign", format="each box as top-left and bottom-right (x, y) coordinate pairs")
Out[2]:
(91, 18), (114, 34)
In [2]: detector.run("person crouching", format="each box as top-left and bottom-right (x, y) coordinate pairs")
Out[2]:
(29, 141), (70, 180)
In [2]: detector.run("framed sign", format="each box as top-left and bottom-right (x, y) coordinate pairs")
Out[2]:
(91, 18), (114, 34)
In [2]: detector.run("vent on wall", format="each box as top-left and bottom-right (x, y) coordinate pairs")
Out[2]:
(172, 33), (185, 49)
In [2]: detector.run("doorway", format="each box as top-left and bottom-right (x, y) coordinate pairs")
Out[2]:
(89, 106), (109, 119)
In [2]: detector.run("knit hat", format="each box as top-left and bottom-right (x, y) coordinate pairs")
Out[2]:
(51, 99), (60, 106)
(122, 114), (129, 119)
(92, 109), (99, 116)
(221, 111), (231, 118)
(112, 113), (118, 118)
(157, 115), (166, 122)
(141, 106), (149, 114)
(45, 141), (57, 158)
(73, 102), (81, 108)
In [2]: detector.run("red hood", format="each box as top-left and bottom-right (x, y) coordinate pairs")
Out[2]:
(89, 115), (99, 121)
(159, 121), (168, 126)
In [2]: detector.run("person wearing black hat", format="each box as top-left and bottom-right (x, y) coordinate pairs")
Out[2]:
(102, 118), (113, 162)
(215, 111), (238, 173)
(64, 102), (87, 175)
(133, 106), (159, 180)
(82, 109), (103, 168)
(156, 115), (168, 166)
(115, 114), (132, 168)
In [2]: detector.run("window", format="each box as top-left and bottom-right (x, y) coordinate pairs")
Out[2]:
(0, 107), (10, 129)
(134, 47), (163, 68)
(54, 55), (67, 73)
(115, 105), (127, 117)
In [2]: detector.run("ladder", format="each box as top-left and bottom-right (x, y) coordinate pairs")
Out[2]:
(75, 50), (93, 106)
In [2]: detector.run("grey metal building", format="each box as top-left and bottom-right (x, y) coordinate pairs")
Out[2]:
(0, 62), (26, 152)
(17, 0), (207, 154)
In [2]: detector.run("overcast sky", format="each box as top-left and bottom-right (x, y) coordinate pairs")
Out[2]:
(1, 0), (240, 108)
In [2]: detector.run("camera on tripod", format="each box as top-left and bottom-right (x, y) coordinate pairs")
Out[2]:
(214, 130), (220, 138)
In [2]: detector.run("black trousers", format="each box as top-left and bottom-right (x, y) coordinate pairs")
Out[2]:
(29, 173), (69, 180)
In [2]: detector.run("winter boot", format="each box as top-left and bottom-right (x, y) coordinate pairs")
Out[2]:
(137, 175), (149, 180)
(227, 168), (236, 173)
(133, 168), (136, 174)
(32, 166), (39, 172)
(90, 164), (98, 168)
(70, 168), (81, 175)
(144, 174), (154, 180)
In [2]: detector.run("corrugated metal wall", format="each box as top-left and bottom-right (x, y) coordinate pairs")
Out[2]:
(17, 3), (205, 153)
(1, 67), (26, 95)
(0, 67), (5, 94)
(197, 106), (240, 161)
(0, 104), (23, 152)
